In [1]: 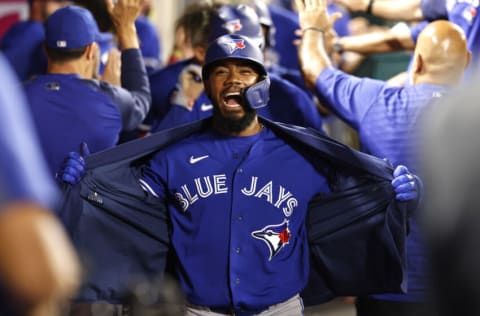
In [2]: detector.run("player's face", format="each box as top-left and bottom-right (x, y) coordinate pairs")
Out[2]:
(206, 59), (261, 133)
(206, 59), (260, 121)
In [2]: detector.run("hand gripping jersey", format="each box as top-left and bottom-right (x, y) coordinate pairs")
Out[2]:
(58, 117), (409, 306)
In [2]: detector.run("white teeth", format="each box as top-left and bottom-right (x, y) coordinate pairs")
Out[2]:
(223, 91), (242, 108)
(223, 101), (240, 108)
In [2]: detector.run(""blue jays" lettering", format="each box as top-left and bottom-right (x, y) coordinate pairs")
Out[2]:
(175, 175), (298, 216)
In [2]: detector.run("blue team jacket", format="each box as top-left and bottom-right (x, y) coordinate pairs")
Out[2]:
(59, 117), (408, 305)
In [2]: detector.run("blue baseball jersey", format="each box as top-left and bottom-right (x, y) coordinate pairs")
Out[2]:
(0, 54), (58, 208)
(141, 126), (331, 310)
(24, 74), (122, 177)
(152, 72), (323, 132)
(148, 58), (202, 124)
(420, 0), (448, 20)
(315, 66), (449, 302)
(135, 15), (162, 74)
(447, 0), (480, 78)
(0, 21), (47, 82)
(24, 48), (150, 177)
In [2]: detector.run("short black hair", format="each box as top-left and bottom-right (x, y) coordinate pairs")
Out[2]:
(45, 46), (88, 62)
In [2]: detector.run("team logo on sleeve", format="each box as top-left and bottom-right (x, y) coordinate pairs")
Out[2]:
(222, 19), (243, 33)
(221, 38), (246, 54)
(251, 219), (291, 261)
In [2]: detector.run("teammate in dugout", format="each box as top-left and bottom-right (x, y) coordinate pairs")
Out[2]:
(59, 34), (420, 315)
(296, 0), (471, 314)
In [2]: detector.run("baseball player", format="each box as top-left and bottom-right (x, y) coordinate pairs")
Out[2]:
(59, 34), (419, 315)
(0, 53), (80, 316)
(23, 1), (150, 178)
(297, 0), (471, 314)
(150, 3), (323, 133)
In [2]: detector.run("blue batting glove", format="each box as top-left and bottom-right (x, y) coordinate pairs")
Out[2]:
(56, 142), (89, 185)
(392, 165), (418, 201)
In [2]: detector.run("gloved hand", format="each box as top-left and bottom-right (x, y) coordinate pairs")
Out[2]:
(56, 142), (90, 185)
(392, 165), (418, 201)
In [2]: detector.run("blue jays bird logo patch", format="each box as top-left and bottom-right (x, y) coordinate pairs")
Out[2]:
(222, 19), (243, 33)
(221, 39), (246, 53)
(252, 219), (291, 261)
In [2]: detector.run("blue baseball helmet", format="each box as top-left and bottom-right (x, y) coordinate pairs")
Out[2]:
(208, 3), (265, 49)
(202, 34), (270, 109)
(249, 0), (276, 48)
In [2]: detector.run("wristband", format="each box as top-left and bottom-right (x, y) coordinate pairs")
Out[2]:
(302, 27), (326, 35)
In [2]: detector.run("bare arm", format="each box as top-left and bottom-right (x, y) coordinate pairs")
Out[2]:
(106, 0), (142, 50)
(337, 24), (415, 54)
(103, 0), (151, 131)
(333, 0), (424, 21)
(296, 0), (334, 89)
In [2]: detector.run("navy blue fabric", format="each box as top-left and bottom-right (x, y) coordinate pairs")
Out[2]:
(59, 117), (408, 304)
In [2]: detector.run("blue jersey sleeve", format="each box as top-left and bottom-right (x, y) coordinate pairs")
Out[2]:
(448, 0), (480, 78)
(0, 54), (58, 208)
(140, 151), (168, 200)
(99, 48), (151, 131)
(314, 67), (386, 130)
(447, 0), (479, 35)
(420, 0), (448, 20)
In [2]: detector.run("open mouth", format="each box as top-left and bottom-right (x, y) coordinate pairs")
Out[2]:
(223, 91), (243, 108)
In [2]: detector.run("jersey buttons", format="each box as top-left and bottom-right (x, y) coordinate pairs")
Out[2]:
(233, 153), (239, 159)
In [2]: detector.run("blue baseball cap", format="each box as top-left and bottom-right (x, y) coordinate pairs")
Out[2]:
(45, 5), (106, 49)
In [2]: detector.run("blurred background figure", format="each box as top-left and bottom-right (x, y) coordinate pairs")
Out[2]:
(135, 0), (163, 74)
(0, 52), (80, 316)
(0, 0), (70, 82)
(421, 76), (480, 316)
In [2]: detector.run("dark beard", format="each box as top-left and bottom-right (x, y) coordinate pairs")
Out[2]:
(213, 105), (257, 134)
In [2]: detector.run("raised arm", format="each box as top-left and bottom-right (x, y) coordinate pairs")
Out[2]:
(296, 0), (334, 89)
(334, 24), (415, 55)
(101, 0), (151, 131)
(332, 0), (425, 21)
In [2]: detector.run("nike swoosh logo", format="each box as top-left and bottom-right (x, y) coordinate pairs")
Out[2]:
(200, 103), (213, 111)
(189, 155), (209, 164)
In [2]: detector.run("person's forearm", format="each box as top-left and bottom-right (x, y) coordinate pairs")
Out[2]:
(116, 24), (140, 50)
(299, 29), (332, 89)
(0, 203), (81, 316)
(369, 0), (424, 21)
(339, 29), (415, 54)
